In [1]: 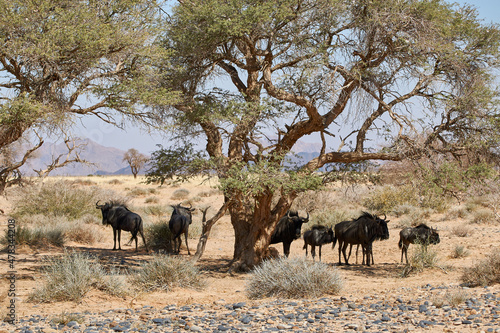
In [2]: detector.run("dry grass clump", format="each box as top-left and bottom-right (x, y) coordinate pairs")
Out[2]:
(246, 257), (343, 299)
(171, 188), (190, 200)
(462, 251), (500, 287)
(399, 244), (440, 278)
(450, 245), (470, 259)
(469, 208), (495, 224)
(2, 225), (65, 248)
(432, 289), (469, 308)
(129, 254), (205, 292)
(363, 185), (418, 214)
(29, 251), (128, 302)
(199, 189), (222, 197)
(12, 181), (103, 220)
(451, 225), (473, 237)
(145, 221), (172, 251)
(395, 208), (432, 228)
(65, 222), (104, 244)
(145, 196), (159, 204)
(143, 204), (171, 218)
(308, 208), (357, 230)
(108, 179), (123, 185)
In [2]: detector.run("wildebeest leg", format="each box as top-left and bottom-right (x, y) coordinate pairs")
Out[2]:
(184, 230), (191, 255)
(364, 243), (372, 266)
(112, 228), (117, 250)
(303, 242), (308, 257)
(311, 245), (316, 261)
(342, 243), (350, 265)
(283, 242), (291, 258)
(139, 229), (148, 252)
(337, 240), (343, 265)
(318, 245), (322, 262)
(355, 244), (360, 265)
(117, 229), (122, 250)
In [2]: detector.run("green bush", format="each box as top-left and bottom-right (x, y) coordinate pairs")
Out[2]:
(129, 254), (205, 292)
(363, 185), (418, 213)
(29, 251), (128, 302)
(145, 221), (172, 251)
(462, 251), (500, 287)
(13, 181), (103, 220)
(246, 257), (343, 299)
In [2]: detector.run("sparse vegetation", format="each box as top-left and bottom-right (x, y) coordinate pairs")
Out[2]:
(145, 221), (172, 251)
(145, 196), (159, 204)
(50, 312), (85, 326)
(450, 245), (470, 259)
(129, 254), (205, 292)
(470, 208), (495, 224)
(246, 257), (343, 299)
(363, 185), (418, 214)
(399, 244), (440, 278)
(432, 289), (469, 308)
(29, 251), (128, 302)
(171, 188), (190, 200)
(462, 251), (500, 287)
(451, 225), (473, 238)
(2, 225), (65, 248)
(12, 181), (103, 220)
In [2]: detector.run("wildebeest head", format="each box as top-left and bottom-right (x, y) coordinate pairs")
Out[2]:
(357, 212), (390, 241)
(285, 210), (310, 240)
(415, 224), (440, 245)
(96, 200), (114, 225)
(375, 213), (390, 241)
(429, 227), (440, 245)
(171, 203), (196, 224)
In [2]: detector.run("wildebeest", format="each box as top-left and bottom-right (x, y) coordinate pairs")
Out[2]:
(270, 210), (309, 257)
(334, 212), (390, 266)
(303, 225), (335, 261)
(96, 201), (148, 252)
(398, 224), (440, 264)
(169, 203), (196, 255)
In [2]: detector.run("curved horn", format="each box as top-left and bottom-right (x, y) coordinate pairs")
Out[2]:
(383, 213), (387, 220)
(96, 200), (104, 208)
(305, 211), (310, 221)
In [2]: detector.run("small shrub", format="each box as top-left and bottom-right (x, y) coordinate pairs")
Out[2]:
(2, 226), (65, 248)
(65, 222), (104, 245)
(171, 189), (190, 200)
(470, 208), (494, 224)
(432, 289), (469, 308)
(363, 185), (418, 214)
(199, 189), (222, 197)
(12, 182), (102, 220)
(128, 187), (148, 197)
(451, 225), (472, 237)
(108, 179), (123, 185)
(50, 312), (84, 326)
(29, 251), (128, 302)
(145, 221), (172, 251)
(246, 257), (343, 299)
(143, 205), (170, 218)
(399, 244), (439, 278)
(145, 196), (159, 204)
(450, 245), (469, 259)
(462, 251), (500, 287)
(130, 254), (205, 292)
(445, 206), (469, 220)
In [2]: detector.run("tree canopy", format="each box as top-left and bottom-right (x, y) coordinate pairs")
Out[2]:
(0, 0), (176, 190)
(153, 0), (500, 269)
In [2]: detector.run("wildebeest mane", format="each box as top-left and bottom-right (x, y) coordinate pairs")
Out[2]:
(415, 223), (430, 229)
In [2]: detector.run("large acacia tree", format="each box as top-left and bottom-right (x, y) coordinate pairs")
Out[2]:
(158, 0), (500, 269)
(0, 0), (175, 190)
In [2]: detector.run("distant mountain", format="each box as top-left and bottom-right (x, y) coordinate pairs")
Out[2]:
(20, 138), (325, 176)
(21, 139), (137, 176)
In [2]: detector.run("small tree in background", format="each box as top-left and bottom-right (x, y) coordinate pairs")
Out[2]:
(123, 149), (149, 179)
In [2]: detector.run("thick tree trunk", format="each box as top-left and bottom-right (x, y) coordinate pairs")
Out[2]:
(228, 193), (294, 271)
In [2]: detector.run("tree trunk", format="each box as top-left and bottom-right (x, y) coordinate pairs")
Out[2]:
(193, 201), (230, 262)
(228, 193), (294, 271)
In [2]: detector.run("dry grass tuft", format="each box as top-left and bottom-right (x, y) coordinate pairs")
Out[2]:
(129, 254), (205, 292)
(399, 244), (439, 278)
(246, 257), (343, 299)
(462, 251), (500, 287)
(451, 225), (473, 237)
(171, 188), (190, 200)
(29, 251), (128, 302)
(450, 245), (470, 259)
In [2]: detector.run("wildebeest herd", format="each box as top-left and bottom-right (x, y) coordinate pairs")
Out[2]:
(96, 202), (440, 266)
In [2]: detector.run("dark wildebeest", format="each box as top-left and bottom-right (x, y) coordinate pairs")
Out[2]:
(96, 201), (148, 252)
(398, 224), (440, 264)
(303, 225), (335, 261)
(270, 210), (309, 257)
(334, 212), (390, 266)
(169, 203), (196, 255)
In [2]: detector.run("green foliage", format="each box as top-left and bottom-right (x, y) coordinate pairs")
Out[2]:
(29, 251), (128, 302)
(363, 185), (419, 214)
(462, 251), (500, 287)
(130, 254), (205, 292)
(146, 144), (208, 185)
(246, 257), (343, 299)
(12, 182), (102, 220)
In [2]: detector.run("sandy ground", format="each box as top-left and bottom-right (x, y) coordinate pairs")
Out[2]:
(0, 175), (499, 321)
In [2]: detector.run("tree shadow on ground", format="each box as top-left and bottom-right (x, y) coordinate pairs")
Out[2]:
(332, 262), (401, 279)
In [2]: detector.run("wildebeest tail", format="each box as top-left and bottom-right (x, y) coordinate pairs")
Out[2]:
(398, 237), (403, 249)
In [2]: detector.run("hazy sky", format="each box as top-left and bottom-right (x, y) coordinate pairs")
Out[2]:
(72, 0), (500, 154)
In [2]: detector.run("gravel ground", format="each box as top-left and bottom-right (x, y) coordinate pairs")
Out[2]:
(1, 284), (499, 333)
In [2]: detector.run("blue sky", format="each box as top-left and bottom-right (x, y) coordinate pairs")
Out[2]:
(72, 0), (500, 154)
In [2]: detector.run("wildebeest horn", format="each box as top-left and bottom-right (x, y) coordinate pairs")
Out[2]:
(305, 211), (309, 221)
(383, 213), (387, 220)
(96, 200), (104, 208)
